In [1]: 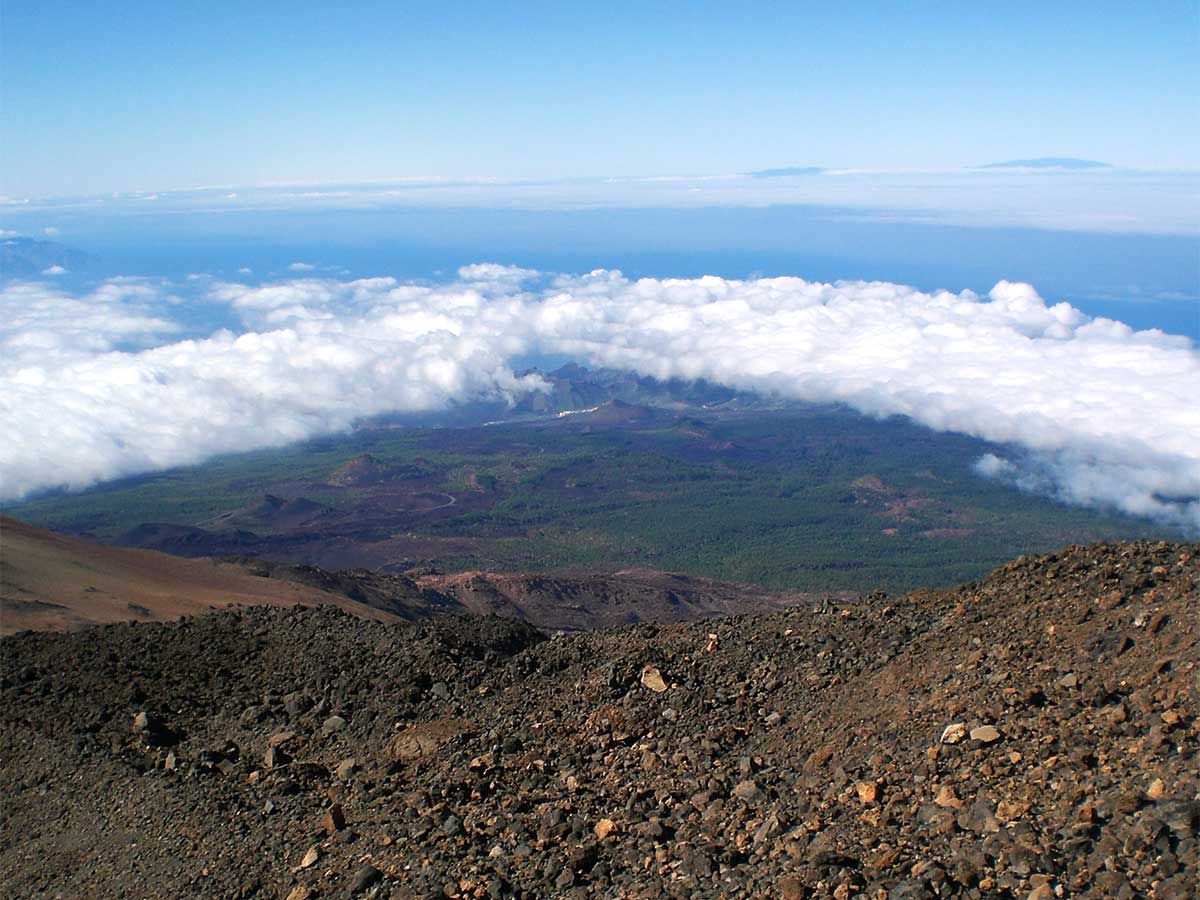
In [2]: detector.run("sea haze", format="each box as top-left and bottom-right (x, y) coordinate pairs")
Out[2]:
(6, 196), (1197, 338)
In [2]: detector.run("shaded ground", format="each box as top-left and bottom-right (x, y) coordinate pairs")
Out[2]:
(413, 568), (847, 632)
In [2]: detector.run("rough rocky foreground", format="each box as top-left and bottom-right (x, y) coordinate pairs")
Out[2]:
(1, 541), (1196, 899)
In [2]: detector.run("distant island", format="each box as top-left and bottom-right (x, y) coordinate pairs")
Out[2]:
(748, 166), (826, 178)
(0, 237), (94, 279)
(976, 157), (1112, 170)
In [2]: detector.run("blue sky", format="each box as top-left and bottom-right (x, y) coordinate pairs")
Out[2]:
(3, 1), (1197, 197)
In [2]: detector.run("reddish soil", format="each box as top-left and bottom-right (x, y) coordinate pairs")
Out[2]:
(0, 516), (400, 634)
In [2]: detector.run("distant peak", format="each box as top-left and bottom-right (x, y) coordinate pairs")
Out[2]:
(748, 166), (826, 178)
(976, 157), (1112, 170)
(1, 236), (95, 280)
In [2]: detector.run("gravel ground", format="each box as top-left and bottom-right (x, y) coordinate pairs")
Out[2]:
(1, 541), (1196, 899)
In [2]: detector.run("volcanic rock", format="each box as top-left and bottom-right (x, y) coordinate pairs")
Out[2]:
(348, 863), (383, 894)
(969, 724), (1001, 743)
(0, 540), (1195, 898)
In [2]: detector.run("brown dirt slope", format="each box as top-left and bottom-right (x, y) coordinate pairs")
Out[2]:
(0, 541), (1196, 899)
(0, 516), (403, 633)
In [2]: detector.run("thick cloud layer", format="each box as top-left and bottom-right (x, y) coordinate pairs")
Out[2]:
(0, 274), (543, 499)
(2, 267), (1198, 530)
(534, 272), (1200, 530)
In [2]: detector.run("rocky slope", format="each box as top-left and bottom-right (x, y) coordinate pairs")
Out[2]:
(1, 541), (1196, 899)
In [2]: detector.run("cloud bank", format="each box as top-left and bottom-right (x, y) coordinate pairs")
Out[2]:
(2, 267), (1198, 530)
(0, 274), (543, 500)
(532, 272), (1199, 529)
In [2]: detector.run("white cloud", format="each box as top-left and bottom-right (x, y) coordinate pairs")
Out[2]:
(973, 453), (1016, 480)
(41, 265), (67, 276)
(0, 271), (543, 500)
(458, 262), (539, 285)
(0, 279), (179, 370)
(287, 262), (316, 271)
(42, 226), (60, 236)
(531, 272), (1200, 529)
(1, 267), (1197, 530)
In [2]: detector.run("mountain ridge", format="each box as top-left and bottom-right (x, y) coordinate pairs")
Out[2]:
(0, 514), (404, 634)
(975, 157), (1112, 170)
